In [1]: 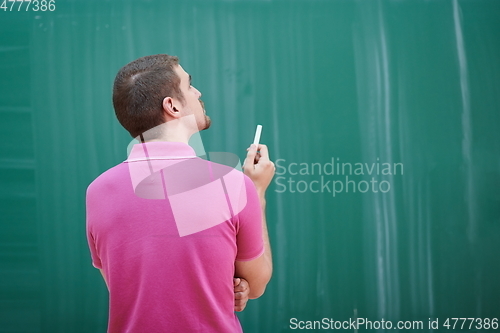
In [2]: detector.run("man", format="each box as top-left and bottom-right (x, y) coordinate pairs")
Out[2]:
(86, 54), (274, 332)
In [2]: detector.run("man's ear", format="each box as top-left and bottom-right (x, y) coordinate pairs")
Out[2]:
(162, 97), (182, 119)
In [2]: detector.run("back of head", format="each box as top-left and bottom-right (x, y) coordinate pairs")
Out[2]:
(113, 54), (184, 138)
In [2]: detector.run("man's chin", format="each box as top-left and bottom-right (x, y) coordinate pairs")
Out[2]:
(198, 115), (211, 131)
(203, 115), (212, 130)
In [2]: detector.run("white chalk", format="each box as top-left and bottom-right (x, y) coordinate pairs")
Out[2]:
(253, 125), (262, 146)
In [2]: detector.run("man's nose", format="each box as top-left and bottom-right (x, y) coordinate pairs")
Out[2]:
(194, 86), (202, 98)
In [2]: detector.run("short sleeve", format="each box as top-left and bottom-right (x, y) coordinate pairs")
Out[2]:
(234, 175), (264, 261)
(86, 185), (103, 269)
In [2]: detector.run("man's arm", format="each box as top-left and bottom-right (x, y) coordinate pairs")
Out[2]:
(100, 269), (250, 311)
(234, 144), (275, 299)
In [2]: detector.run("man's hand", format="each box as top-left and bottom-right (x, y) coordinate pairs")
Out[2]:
(243, 144), (275, 195)
(234, 277), (250, 312)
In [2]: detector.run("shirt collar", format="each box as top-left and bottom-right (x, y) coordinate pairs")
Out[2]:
(126, 141), (197, 162)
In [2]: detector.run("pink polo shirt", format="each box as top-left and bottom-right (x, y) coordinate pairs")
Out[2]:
(86, 141), (264, 333)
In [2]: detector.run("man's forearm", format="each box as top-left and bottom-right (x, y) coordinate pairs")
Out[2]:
(258, 193), (273, 277)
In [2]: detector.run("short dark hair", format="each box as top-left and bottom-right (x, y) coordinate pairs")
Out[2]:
(112, 54), (184, 138)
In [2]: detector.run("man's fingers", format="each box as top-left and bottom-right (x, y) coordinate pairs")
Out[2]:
(256, 144), (270, 161)
(234, 299), (246, 312)
(254, 145), (274, 172)
(234, 279), (248, 292)
(234, 292), (247, 312)
(243, 144), (258, 171)
(234, 291), (245, 300)
(234, 277), (249, 312)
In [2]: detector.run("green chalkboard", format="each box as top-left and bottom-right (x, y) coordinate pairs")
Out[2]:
(1, 0), (499, 332)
